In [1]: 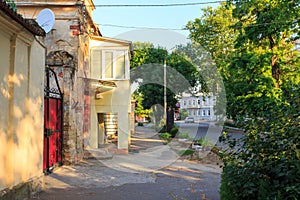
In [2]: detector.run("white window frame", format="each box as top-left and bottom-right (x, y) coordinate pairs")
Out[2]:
(91, 47), (130, 80)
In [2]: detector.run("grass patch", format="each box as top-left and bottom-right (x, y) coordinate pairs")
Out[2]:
(193, 137), (212, 146)
(179, 149), (195, 156)
(176, 131), (189, 139)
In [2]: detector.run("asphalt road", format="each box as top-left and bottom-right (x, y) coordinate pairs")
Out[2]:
(176, 121), (245, 149)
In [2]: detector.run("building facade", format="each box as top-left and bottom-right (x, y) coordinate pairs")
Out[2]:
(180, 93), (216, 121)
(15, 0), (134, 166)
(0, 1), (46, 198)
(88, 36), (133, 153)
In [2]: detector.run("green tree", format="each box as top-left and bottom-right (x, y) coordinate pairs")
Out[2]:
(186, 1), (300, 199)
(130, 43), (199, 110)
(186, 3), (238, 73)
(133, 93), (150, 120)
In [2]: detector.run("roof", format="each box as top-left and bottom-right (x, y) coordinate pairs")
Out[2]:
(0, 0), (45, 36)
(90, 36), (134, 57)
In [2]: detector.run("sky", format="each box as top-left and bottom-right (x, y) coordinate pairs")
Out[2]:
(92, 0), (221, 49)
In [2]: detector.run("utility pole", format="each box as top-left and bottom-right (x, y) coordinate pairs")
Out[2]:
(164, 55), (167, 122)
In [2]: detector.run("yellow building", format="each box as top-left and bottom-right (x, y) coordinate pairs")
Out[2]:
(1, 1), (134, 197)
(0, 1), (46, 198)
(88, 36), (133, 153)
(14, 0), (134, 163)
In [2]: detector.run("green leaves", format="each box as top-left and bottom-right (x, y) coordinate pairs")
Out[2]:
(186, 1), (300, 199)
(131, 42), (200, 109)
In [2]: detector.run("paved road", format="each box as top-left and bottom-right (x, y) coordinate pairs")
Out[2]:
(32, 160), (221, 200)
(176, 121), (245, 149)
(31, 124), (222, 200)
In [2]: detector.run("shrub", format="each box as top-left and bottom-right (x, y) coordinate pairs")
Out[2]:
(219, 91), (300, 200)
(169, 125), (179, 137)
(137, 122), (144, 126)
(159, 133), (172, 141)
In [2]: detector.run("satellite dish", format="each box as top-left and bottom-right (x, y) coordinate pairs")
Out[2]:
(36, 8), (55, 33)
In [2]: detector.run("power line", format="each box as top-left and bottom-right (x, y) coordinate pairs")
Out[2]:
(98, 19), (300, 31)
(98, 23), (188, 31)
(93, 1), (225, 7)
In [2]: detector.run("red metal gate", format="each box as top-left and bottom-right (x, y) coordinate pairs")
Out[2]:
(43, 67), (63, 174)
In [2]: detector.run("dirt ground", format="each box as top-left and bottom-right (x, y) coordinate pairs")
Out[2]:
(132, 126), (223, 168)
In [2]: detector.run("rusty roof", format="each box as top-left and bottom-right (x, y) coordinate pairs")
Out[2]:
(0, 0), (45, 36)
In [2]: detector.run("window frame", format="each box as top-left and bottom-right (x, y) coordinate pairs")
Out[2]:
(91, 47), (130, 80)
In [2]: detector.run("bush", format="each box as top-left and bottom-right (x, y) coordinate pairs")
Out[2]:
(220, 158), (300, 200)
(159, 132), (172, 141)
(158, 124), (179, 137)
(137, 122), (144, 126)
(219, 93), (300, 200)
(169, 125), (179, 137)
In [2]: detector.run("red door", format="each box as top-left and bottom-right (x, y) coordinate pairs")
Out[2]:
(43, 67), (63, 173)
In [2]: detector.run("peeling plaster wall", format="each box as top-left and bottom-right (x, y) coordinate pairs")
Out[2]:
(44, 14), (89, 164)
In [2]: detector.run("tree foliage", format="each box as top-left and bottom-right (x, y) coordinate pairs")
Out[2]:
(133, 93), (150, 120)
(130, 43), (199, 110)
(186, 1), (300, 199)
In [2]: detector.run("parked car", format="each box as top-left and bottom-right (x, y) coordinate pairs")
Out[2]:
(184, 116), (194, 123)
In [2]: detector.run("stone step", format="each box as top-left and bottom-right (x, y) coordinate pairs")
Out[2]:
(83, 148), (114, 160)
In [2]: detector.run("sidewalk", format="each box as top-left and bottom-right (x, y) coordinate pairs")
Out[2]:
(32, 125), (221, 200)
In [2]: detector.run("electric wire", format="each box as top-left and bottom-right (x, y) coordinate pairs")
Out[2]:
(97, 19), (300, 31)
(92, 1), (226, 7)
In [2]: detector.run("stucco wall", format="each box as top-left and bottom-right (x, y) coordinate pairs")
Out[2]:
(89, 80), (131, 149)
(0, 22), (45, 194)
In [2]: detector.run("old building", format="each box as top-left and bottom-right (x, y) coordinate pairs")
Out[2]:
(0, 1), (46, 198)
(15, 0), (134, 167)
(1, 0), (134, 197)
(180, 93), (216, 121)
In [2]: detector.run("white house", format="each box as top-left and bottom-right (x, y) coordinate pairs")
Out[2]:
(180, 93), (216, 121)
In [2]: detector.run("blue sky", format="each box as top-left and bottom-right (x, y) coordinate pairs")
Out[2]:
(92, 1), (220, 48)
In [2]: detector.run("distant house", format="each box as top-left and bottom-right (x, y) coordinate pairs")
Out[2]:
(0, 1), (46, 199)
(180, 93), (216, 121)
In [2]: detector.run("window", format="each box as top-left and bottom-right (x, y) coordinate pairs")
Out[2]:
(208, 109), (210, 116)
(183, 100), (186, 106)
(116, 51), (125, 79)
(202, 110), (206, 116)
(198, 99), (200, 105)
(91, 49), (129, 80)
(193, 100), (196, 106)
(91, 49), (102, 79)
(105, 51), (113, 78)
